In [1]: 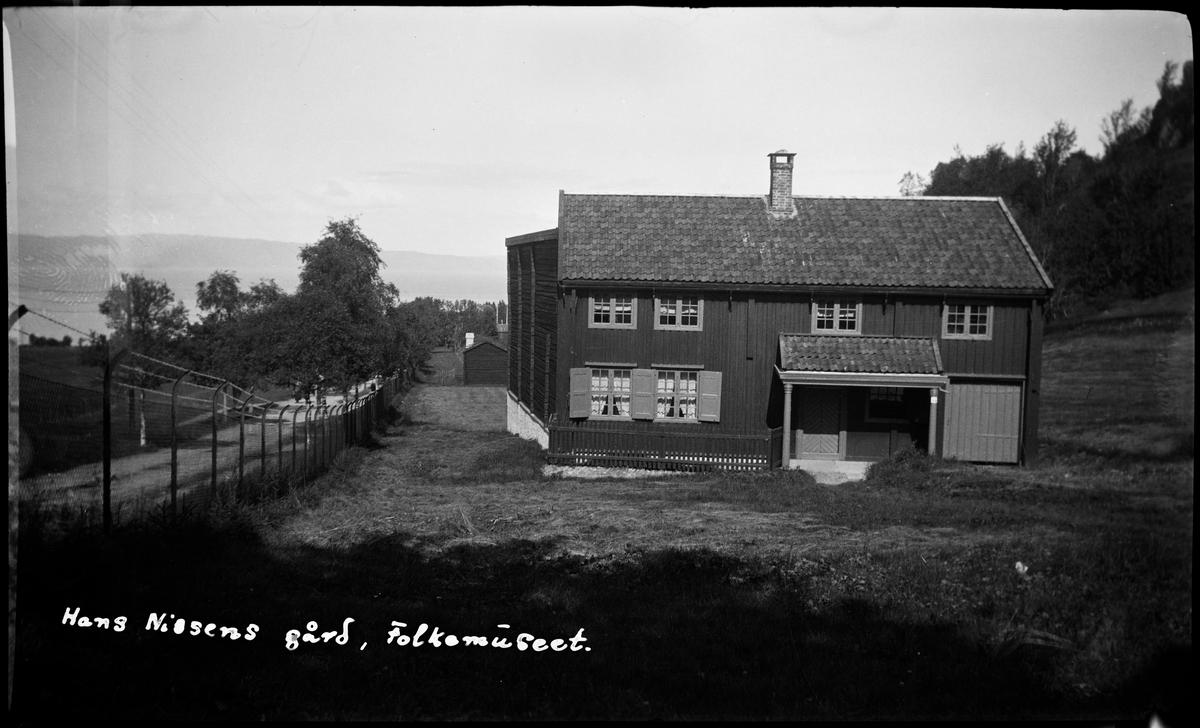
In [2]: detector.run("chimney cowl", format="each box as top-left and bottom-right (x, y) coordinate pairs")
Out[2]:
(768, 150), (797, 217)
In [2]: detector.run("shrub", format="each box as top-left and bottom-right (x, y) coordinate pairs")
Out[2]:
(865, 446), (940, 485)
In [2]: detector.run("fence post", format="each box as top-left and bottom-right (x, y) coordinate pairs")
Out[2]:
(237, 390), (255, 493)
(342, 403), (350, 451)
(324, 404), (333, 467)
(336, 403), (347, 454)
(314, 404), (322, 473)
(102, 348), (130, 535)
(211, 381), (229, 499)
(324, 404), (333, 466)
(332, 404), (341, 457)
(259, 401), (268, 481)
(324, 405), (333, 467)
(169, 370), (191, 519)
(315, 405), (324, 472)
(293, 406), (303, 479)
(278, 405), (290, 477)
(302, 405), (311, 482)
(9, 304), (29, 705)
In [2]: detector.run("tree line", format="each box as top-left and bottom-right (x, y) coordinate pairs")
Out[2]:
(78, 217), (500, 397)
(901, 60), (1193, 319)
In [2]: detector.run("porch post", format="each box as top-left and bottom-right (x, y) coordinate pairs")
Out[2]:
(928, 387), (939, 456)
(782, 382), (793, 467)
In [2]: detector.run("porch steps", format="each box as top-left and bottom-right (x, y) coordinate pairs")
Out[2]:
(789, 459), (872, 484)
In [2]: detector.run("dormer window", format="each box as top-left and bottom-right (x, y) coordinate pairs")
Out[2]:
(813, 300), (860, 334)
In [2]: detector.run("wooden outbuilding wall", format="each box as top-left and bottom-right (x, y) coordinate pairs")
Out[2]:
(463, 341), (508, 386)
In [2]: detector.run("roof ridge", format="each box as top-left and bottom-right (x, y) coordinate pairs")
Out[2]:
(562, 192), (1002, 202)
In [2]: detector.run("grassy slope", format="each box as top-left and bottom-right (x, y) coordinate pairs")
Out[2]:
(13, 293), (1194, 721)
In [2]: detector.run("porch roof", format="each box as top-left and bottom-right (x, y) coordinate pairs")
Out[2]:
(777, 334), (947, 388)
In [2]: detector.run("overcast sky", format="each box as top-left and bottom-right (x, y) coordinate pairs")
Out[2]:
(4, 7), (1193, 258)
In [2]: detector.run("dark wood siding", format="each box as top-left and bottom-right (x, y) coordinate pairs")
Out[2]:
(507, 248), (522, 396)
(464, 342), (508, 386)
(543, 283), (1040, 467)
(556, 291), (812, 436)
(894, 297), (1029, 377)
(507, 236), (558, 422)
(532, 241), (558, 421)
(1022, 299), (1044, 465)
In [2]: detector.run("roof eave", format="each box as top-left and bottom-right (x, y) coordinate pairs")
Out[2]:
(995, 197), (1055, 292)
(772, 365), (949, 388)
(505, 228), (558, 247)
(560, 280), (1051, 298)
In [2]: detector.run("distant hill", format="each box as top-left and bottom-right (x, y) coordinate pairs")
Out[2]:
(14, 233), (507, 338)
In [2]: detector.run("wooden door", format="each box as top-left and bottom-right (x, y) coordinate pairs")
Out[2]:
(798, 387), (843, 459)
(943, 383), (1022, 463)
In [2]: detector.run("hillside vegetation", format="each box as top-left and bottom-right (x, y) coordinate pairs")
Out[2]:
(915, 59), (1193, 320)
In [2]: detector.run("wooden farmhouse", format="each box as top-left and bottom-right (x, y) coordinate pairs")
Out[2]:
(506, 151), (1053, 470)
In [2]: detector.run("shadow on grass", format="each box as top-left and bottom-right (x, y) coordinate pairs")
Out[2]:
(1040, 433), (1195, 467)
(13, 520), (1191, 721)
(1044, 310), (1191, 338)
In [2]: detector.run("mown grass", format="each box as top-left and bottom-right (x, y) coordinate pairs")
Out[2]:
(13, 293), (1194, 720)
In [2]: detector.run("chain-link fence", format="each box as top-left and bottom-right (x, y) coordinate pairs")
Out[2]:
(18, 349), (401, 529)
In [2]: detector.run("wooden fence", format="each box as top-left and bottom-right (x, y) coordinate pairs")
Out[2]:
(548, 425), (784, 471)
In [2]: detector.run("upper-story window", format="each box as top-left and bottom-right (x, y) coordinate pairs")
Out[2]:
(590, 294), (636, 329)
(813, 300), (860, 334)
(943, 304), (992, 340)
(654, 296), (703, 330)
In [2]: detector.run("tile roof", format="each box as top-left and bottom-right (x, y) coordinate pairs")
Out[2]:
(559, 194), (1051, 291)
(778, 334), (944, 374)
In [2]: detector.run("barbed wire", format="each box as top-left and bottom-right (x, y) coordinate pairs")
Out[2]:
(22, 307), (97, 341)
(17, 304), (321, 409)
(117, 363), (180, 384)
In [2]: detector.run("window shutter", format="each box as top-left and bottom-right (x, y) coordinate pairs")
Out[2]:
(630, 368), (655, 420)
(569, 368), (591, 419)
(698, 370), (722, 422)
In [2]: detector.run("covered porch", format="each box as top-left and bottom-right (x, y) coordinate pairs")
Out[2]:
(776, 334), (949, 470)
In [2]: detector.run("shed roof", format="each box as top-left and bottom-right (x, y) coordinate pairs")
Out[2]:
(464, 337), (507, 353)
(779, 334), (944, 375)
(559, 194), (1051, 292)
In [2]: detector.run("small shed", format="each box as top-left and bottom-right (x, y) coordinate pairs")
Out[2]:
(463, 338), (508, 386)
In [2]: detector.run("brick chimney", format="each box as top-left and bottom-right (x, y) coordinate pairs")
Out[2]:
(768, 150), (796, 216)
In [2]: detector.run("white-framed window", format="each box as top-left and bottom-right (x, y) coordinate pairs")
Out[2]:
(813, 300), (861, 334)
(943, 304), (992, 340)
(865, 386), (908, 423)
(654, 296), (703, 330)
(655, 370), (699, 420)
(590, 294), (637, 329)
(589, 368), (632, 418)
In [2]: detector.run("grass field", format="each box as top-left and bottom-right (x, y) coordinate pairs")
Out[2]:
(12, 291), (1194, 721)
(419, 347), (463, 386)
